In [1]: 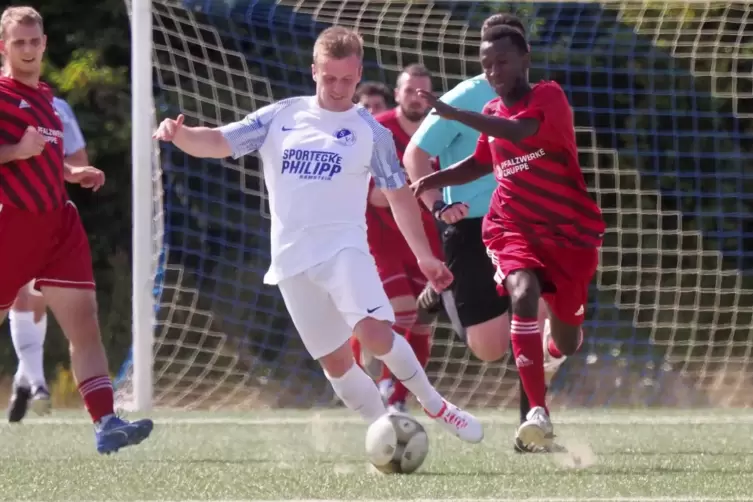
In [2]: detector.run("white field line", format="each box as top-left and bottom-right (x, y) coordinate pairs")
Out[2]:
(51, 498), (753, 502)
(18, 414), (753, 426)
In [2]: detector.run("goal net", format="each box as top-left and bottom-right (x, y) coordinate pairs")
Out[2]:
(116, 0), (753, 410)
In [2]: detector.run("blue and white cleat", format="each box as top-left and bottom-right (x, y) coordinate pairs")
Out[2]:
(95, 415), (154, 455)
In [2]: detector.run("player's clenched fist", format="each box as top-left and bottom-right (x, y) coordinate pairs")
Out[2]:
(417, 257), (453, 293)
(153, 114), (185, 142)
(15, 125), (46, 159)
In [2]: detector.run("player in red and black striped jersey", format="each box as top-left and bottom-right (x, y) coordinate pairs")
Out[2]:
(413, 23), (604, 452)
(0, 5), (152, 453)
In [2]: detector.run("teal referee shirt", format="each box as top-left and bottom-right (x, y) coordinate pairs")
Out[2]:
(409, 74), (498, 219)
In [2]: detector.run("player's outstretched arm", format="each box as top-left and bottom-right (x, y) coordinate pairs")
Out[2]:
(417, 89), (538, 143)
(153, 114), (232, 159)
(412, 154), (492, 196)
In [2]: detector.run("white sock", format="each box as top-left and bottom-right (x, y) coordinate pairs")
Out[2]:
(326, 364), (386, 424)
(376, 332), (444, 415)
(9, 311), (48, 390)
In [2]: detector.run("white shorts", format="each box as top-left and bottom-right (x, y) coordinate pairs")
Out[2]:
(278, 248), (395, 360)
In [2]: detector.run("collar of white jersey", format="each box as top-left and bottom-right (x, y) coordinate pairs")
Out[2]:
(309, 96), (360, 116)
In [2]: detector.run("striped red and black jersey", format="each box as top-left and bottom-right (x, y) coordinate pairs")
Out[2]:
(473, 81), (605, 248)
(0, 76), (66, 213)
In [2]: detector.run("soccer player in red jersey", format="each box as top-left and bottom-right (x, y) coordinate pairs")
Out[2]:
(0, 6), (153, 453)
(413, 24), (604, 451)
(350, 64), (442, 412)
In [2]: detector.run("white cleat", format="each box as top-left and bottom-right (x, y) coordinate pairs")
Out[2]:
(29, 387), (51, 416)
(517, 406), (553, 451)
(542, 319), (567, 386)
(425, 400), (484, 443)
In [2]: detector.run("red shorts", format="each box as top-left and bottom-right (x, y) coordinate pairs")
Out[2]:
(367, 204), (443, 300)
(483, 228), (598, 326)
(376, 259), (428, 299)
(0, 201), (96, 310)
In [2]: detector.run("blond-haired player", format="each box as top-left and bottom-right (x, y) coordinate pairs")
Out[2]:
(154, 27), (483, 443)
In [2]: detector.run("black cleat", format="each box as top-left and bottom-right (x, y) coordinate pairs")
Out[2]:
(8, 384), (31, 423)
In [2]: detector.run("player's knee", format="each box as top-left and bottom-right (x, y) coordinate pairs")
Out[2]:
(465, 316), (510, 362)
(505, 270), (540, 319)
(12, 284), (33, 311)
(353, 317), (394, 356)
(550, 318), (581, 356)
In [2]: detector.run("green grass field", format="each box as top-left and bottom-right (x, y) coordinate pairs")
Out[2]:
(0, 409), (752, 501)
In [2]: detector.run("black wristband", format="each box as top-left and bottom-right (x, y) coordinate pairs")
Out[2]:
(432, 200), (447, 218)
(432, 200), (464, 220)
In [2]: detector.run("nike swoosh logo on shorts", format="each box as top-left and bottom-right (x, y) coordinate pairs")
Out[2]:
(366, 306), (382, 314)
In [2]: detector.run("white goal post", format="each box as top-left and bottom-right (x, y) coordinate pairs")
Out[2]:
(130, 0), (155, 411)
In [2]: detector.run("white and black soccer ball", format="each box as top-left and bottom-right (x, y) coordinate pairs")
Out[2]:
(365, 411), (429, 474)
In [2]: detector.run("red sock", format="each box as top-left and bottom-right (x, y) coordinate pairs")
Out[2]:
(546, 326), (584, 358)
(511, 315), (547, 412)
(349, 336), (362, 367)
(78, 375), (115, 423)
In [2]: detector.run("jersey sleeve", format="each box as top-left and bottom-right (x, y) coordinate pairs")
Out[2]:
(513, 82), (573, 138)
(367, 125), (407, 190)
(54, 98), (86, 156)
(218, 97), (299, 159)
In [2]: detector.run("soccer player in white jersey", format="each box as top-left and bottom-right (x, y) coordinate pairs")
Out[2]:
(154, 26), (483, 443)
(6, 94), (90, 423)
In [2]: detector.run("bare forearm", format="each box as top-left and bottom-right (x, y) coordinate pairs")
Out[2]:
(385, 186), (434, 261)
(65, 148), (89, 167)
(172, 126), (231, 159)
(448, 109), (536, 143)
(418, 155), (492, 192)
(0, 144), (19, 163)
(403, 143), (443, 210)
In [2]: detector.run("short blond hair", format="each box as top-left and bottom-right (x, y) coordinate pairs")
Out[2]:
(0, 6), (43, 39)
(313, 27), (363, 62)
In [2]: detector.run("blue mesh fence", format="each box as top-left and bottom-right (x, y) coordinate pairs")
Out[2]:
(116, 0), (753, 409)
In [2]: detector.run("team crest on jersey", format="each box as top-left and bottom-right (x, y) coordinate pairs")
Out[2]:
(334, 128), (356, 146)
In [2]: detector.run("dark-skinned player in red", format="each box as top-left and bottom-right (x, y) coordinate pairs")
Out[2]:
(413, 24), (604, 451)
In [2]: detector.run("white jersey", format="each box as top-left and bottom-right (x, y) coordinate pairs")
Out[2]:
(52, 97), (86, 156)
(219, 96), (406, 285)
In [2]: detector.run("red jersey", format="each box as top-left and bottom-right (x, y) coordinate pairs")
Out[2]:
(0, 77), (66, 213)
(473, 81), (604, 248)
(366, 109), (441, 261)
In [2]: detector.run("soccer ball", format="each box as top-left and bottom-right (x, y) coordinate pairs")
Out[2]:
(365, 411), (429, 474)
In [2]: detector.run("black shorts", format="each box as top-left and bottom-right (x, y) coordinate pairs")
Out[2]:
(442, 217), (509, 327)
